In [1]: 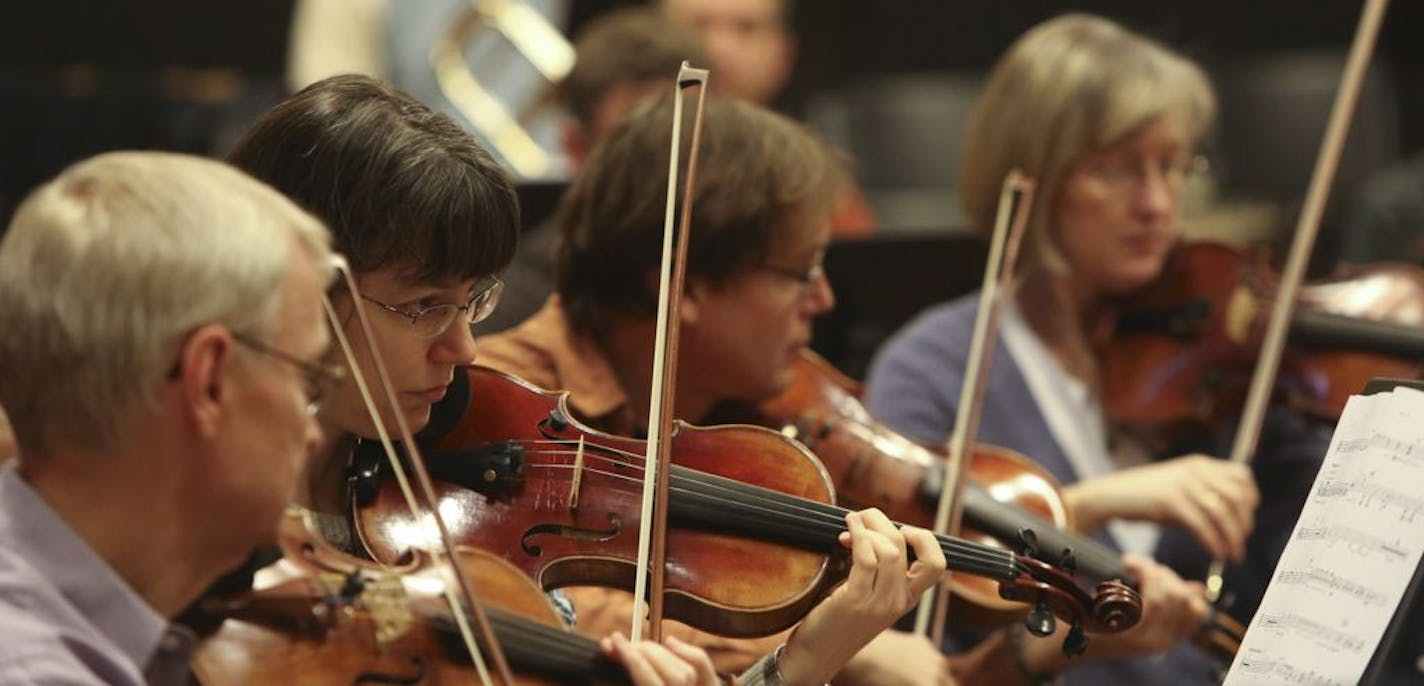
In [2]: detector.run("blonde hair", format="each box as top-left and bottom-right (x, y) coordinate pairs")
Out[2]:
(0, 151), (331, 454)
(959, 14), (1216, 269)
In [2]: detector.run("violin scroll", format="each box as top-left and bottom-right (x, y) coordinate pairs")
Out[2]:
(997, 554), (1142, 640)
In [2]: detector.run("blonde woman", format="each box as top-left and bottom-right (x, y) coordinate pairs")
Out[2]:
(867, 14), (1328, 685)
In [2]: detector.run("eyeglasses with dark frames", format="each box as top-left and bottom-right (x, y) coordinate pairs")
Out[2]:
(231, 332), (346, 416)
(360, 278), (504, 338)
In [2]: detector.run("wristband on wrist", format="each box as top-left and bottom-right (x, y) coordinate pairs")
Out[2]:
(772, 643), (789, 683)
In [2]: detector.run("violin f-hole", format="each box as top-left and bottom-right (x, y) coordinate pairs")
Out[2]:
(520, 512), (623, 556)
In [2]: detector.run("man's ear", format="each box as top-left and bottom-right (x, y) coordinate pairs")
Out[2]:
(680, 278), (709, 325)
(641, 268), (705, 325)
(176, 324), (237, 439)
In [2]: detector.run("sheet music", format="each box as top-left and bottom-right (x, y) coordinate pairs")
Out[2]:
(1225, 387), (1424, 686)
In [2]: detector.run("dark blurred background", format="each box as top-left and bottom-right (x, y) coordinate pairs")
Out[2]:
(3, 0), (1419, 374)
(4, 1), (1420, 214)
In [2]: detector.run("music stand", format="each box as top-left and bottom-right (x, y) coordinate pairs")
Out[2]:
(811, 231), (986, 379)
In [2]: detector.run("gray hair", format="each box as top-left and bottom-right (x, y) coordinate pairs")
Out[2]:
(0, 151), (331, 454)
(959, 14), (1216, 269)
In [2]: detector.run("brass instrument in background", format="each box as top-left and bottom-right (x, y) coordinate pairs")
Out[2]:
(432, 0), (574, 178)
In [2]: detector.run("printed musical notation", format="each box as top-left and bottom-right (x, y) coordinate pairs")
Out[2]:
(1274, 568), (1389, 607)
(1233, 653), (1337, 686)
(1254, 612), (1366, 653)
(1224, 387), (1424, 686)
(1313, 466), (1424, 523)
(1292, 524), (1410, 563)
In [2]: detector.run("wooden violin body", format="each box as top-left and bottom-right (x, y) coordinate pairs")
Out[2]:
(757, 350), (1248, 660)
(356, 367), (842, 639)
(352, 366), (1141, 643)
(758, 350), (1075, 625)
(1102, 241), (1424, 441)
(191, 508), (632, 685)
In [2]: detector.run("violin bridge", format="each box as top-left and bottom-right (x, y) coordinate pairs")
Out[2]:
(311, 571), (414, 646)
(569, 434), (586, 512)
(367, 574), (414, 646)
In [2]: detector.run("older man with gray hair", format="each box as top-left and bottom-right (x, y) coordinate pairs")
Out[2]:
(0, 151), (334, 685)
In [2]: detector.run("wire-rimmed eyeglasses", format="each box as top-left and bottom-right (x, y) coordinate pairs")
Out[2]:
(360, 278), (504, 338)
(232, 332), (346, 416)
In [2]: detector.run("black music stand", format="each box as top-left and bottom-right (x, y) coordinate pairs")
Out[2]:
(1359, 377), (1424, 685)
(810, 232), (986, 379)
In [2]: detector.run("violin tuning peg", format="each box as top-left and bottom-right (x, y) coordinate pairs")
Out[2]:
(542, 409), (571, 433)
(1062, 620), (1088, 657)
(1059, 548), (1077, 574)
(1025, 601), (1056, 637)
(1015, 528), (1040, 558)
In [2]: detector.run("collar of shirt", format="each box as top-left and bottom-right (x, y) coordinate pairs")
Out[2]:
(494, 295), (636, 432)
(998, 299), (1162, 556)
(0, 464), (191, 678)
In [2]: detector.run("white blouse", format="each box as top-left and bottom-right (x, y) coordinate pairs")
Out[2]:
(1000, 299), (1162, 556)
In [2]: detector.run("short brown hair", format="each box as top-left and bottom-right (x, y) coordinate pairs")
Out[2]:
(560, 7), (707, 130)
(228, 74), (519, 284)
(557, 95), (843, 336)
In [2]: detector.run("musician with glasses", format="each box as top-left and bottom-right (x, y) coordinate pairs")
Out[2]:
(474, 93), (962, 683)
(0, 151), (335, 685)
(211, 73), (752, 685)
(226, 74), (946, 686)
(864, 14), (1330, 685)
(479, 94), (840, 481)
(225, 75), (522, 541)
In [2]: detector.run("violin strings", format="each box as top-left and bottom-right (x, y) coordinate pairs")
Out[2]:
(432, 434), (1021, 576)
(511, 444), (1011, 561)
(509, 447), (1020, 572)
(422, 431), (1114, 627)
(483, 447), (1020, 579)
(483, 441), (1034, 570)
(671, 468), (1019, 579)
(449, 605), (618, 678)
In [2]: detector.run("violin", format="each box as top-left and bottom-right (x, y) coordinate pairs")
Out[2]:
(755, 349), (1248, 662)
(757, 350), (1075, 626)
(1102, 241), (1424, 443)
(190, 507), (635, 685)
(350, 365), (1142, 651)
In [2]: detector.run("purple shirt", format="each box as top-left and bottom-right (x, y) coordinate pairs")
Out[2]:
(0, 465), (194, 685)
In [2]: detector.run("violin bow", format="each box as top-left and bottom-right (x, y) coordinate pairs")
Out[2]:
(323, 256), (515, 684)
(1207, 0), (1390, 602)
(631, 61), (711, 643)
(916, 171), (1036, 643)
